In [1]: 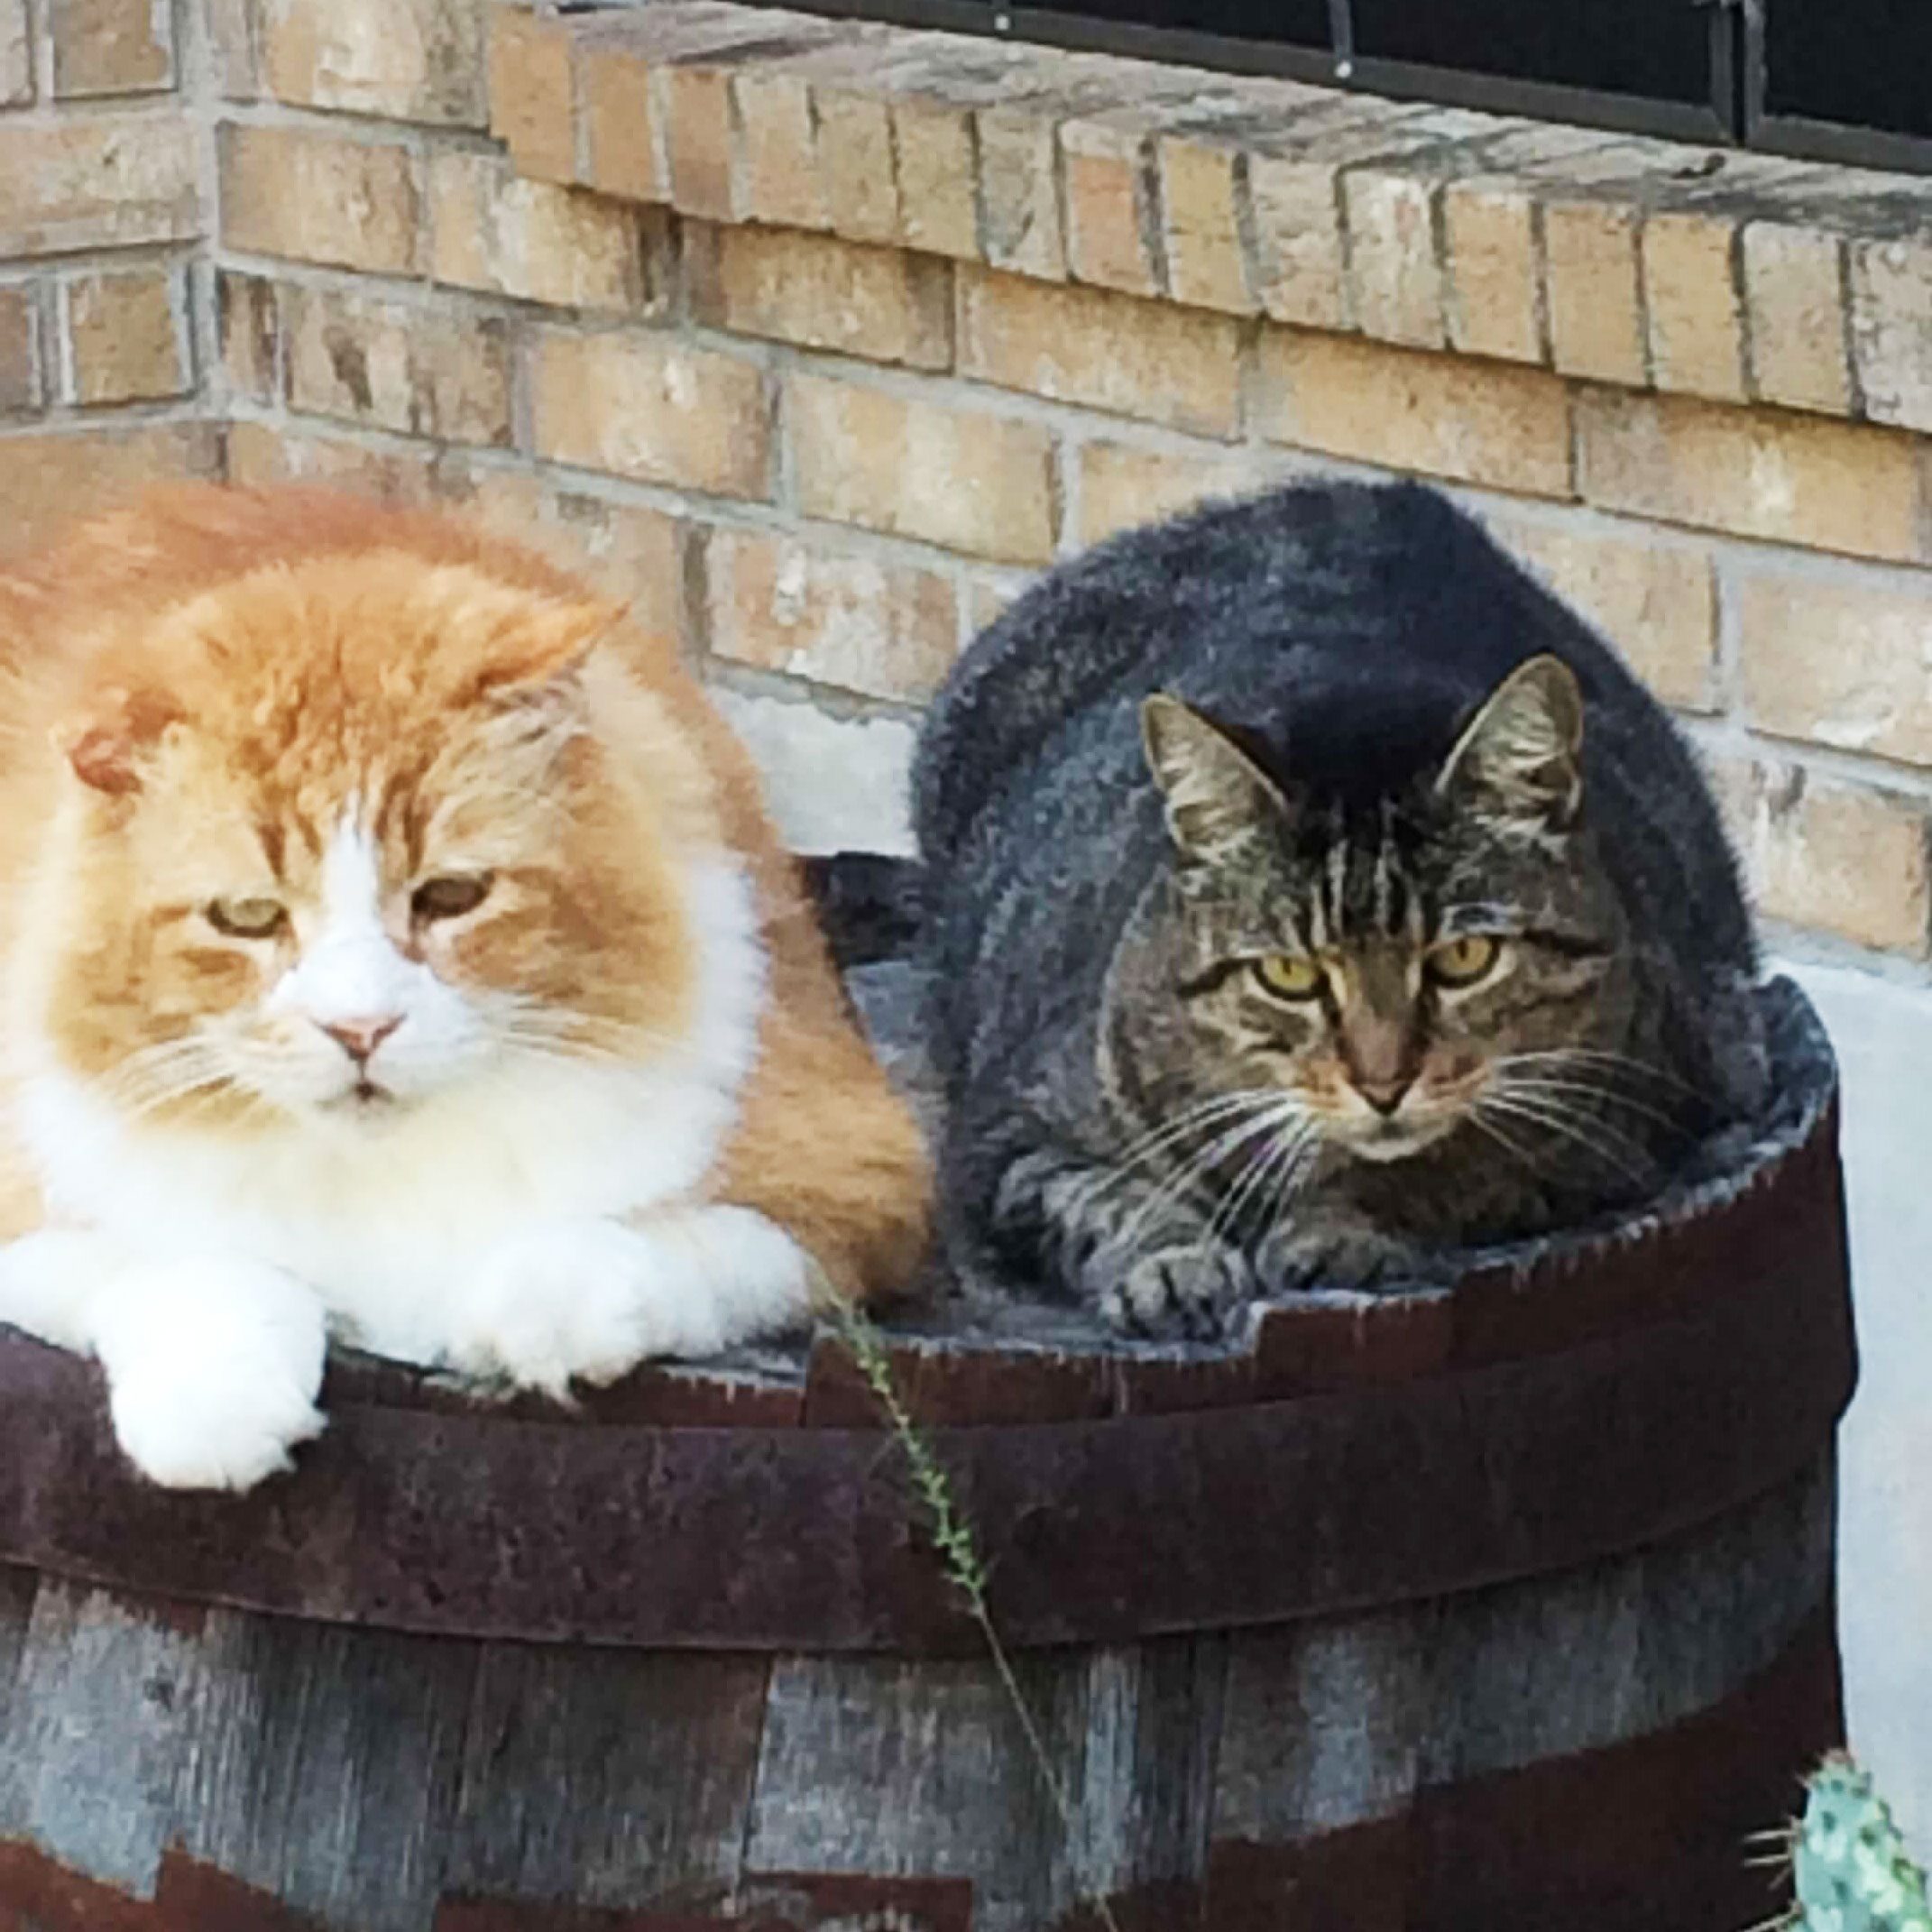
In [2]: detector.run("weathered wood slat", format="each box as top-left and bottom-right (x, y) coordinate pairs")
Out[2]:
(744, 1635), (1228, 1932)
(177, 1615), (475, 1932)
(440, 1645), (771, 1916)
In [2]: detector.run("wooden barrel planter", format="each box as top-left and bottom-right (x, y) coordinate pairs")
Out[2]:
(0, 978), (1854, 1932)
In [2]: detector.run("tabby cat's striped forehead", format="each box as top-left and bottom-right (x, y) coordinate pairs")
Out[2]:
(1283, 798), (1433, 952)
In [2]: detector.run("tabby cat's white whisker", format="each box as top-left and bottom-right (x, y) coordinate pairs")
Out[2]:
(1477, 1092), (1654, 1188)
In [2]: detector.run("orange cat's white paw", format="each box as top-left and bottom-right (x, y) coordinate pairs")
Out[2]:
(93, 1258), (327, 1491)
(452, 1209), (815, 1393)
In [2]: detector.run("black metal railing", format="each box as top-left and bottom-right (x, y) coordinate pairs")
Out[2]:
(750, 0), (1932, 174)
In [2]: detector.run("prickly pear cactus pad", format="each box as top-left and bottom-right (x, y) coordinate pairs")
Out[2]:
(1782, 1753), (1932, 1932)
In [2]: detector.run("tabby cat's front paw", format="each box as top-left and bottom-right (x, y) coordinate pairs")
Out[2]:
(1090, 1241), (1254, 1340)
(1256, 1222), (1427, 1296)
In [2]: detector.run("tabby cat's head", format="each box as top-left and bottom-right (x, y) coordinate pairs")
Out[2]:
(1139, 656), (1631, 1167)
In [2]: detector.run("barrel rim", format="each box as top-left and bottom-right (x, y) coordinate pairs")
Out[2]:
(0, 979), (1854, 1653)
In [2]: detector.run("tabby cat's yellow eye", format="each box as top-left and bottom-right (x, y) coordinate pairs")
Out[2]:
(1427, 934), (1503, 988)
(1252, 953), (1326, 1000)
(206, 897), (288, 940)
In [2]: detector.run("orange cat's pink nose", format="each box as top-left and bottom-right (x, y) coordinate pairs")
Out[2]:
(318, 1016), (401, 1063)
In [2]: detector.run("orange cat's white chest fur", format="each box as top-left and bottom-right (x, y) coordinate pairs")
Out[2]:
(0, 485), (929, 1490)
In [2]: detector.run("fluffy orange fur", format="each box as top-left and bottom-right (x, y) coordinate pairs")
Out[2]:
(0, 483), (929, 1302)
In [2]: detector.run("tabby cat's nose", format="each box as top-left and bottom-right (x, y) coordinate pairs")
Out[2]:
(1355, 1075), (1413, 1117)
(318, 1016), (402, 1064)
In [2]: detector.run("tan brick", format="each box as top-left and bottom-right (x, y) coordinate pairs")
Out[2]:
(1728, 760), (1928, 954)
(1078, 440), (1284, 547)
(216, 270), (277, 404)
(703, 528), (958, 703)
(789, 373), (1055, 566)
(1245, 110), (1460, 334)
(430, 152), (662, 314)
(966, 574), (1023, 632)
(977, 106), (1062, 280)
(1641, 210), (1745, 403)
(0, 285), (39, 415)
(224, 419), (437, 500)
(219, 124), (417, 275)
(956, 267), (1241, 438)
(257, 0), (483, 126)
(1247, 148), (1347, 330)
(893, 98), (977, 262)
(547, 492), (685, 645)
(1743, 224), (1851, 418)
(203, 0), (255, 98)
(581, 41), (661, 205)
(663, 62), (737, 223)
(1737, 568), (1932, 766)
(1544, 199), (1646, 386)
(1441, 178), (1541, 363)
(63, 265), (187, 405)
(687, 225), (949, 372)
(722, 69), (817, 232)
(1159, 136), (1255, 316)
(529, 328), (769, 500)
(487, 5), (575, 183)
(1852, 238), (1932, 436)
(0, 115), (198, 256)
(428, 455), (548, 532)
(1, 0), (29, 105)
(1489, 516), (1716, 711)
(1061, 120), (1158, 299)
(282, 284), (511, 446)
(1257, 331), (1573, 498)
(817, 87), (897, 246)
(1577, 390), (1926, 565)
(422, 465), (689, 664)
(51, 0), (171, 96)
(1345, 167), (1443, 348)
(0, 422), (218, 557)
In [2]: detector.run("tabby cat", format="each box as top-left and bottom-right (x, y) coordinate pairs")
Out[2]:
(0, 485), (928, 1488)
(915, 481), (1762, 1335)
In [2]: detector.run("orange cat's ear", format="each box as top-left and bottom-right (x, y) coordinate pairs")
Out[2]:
(472, 596), (625, 698)
(58, 687), (184, 796)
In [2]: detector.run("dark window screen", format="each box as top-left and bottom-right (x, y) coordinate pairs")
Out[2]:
(1030, 0), (1329, 46)
(1765, 0), (1932, 138)
(1352, 0), (1712, 104)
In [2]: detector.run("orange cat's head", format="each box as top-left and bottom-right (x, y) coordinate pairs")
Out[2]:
(10, 497), (720, 1135)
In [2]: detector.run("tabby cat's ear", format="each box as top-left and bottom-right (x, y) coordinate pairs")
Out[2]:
(1141, 694), (1287, 862)
(58, 686), (184, 796)
(1435, 655), (1584, 833)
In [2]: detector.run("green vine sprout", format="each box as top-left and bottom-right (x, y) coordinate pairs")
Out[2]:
(834, 1306), (1127, 1932)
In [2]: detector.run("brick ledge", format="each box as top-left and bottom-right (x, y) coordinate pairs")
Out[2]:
(489, 0), (1932, 433)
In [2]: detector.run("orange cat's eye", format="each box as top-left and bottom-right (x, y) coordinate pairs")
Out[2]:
(412, 874), (492, 924)
(207, 897), (288, 940)
(1252, 953), (1326, 1001)
(1426, 934), (1503, 988)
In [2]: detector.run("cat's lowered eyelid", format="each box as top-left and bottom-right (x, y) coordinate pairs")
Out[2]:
(411, 872), (494, 924)
(205, 896), (289, 940)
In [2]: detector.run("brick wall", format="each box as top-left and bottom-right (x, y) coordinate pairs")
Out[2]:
(0, 0), (219, 544)
(5, 0), (1932, 975)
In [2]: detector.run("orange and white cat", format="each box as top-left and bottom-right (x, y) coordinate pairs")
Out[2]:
(0, 485), (929, 1490)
